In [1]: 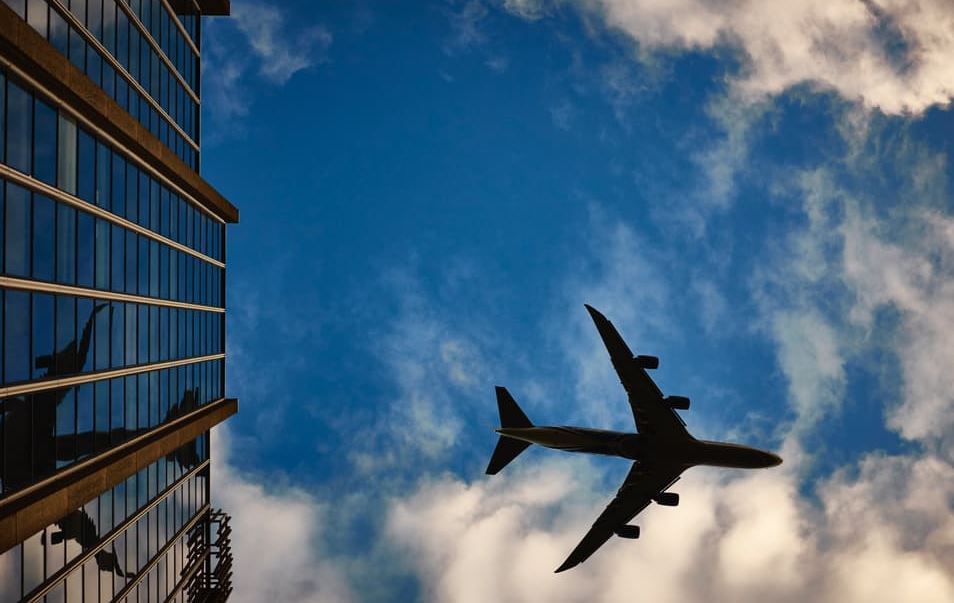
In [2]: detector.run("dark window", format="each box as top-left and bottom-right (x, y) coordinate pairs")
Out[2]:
(4, 290), (30, 383)
(54, 295), (75, 375)
(87, 45), (102, 87)
(159, 306), (168, 361)
(33, 98), (57, 185)
(111, 224), (125, 292)
(125, 229), (137, 294)
(31, 293), (53, 380)
(137, 303), (147, 362)
(76, 298), (94, 373)
(77, 128), (95, 203)
(125, 375), (136, 433)
(149, 305), (158, 362)
(111, 377), (124, 444)
(76, 383), (93, 461)
(125, 161), (138, 223)
(55, 203), (76, 284)
(94, 381), (108, 453)
(55, 387), (75, 469)
(4, 183), (30, 277)
(6, 80), (32, 174)
(77, 211), (94, 287)
(111, 301), (124, 369)
(32, 194), (54, 281)
(159, 244), (168, 299)
(137, 373), (148, 430)
(150, 239), (159, 297)
(95, 296), (109, 370)
(112, 153), (126, 217)
(138, 234), (148, 296)
(124, 302), (136, 367)
(138, 171), (149, 227)
(95, 217), (110, 290)
(69, 27), (86, 72)
(150, 178), (160, 232)
(96, 140), (111, 209)
(50, 9), (68, 54)
(117, 8), (129, 68)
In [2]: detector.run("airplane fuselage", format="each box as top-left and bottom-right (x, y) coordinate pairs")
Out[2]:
(495, 426), (781, 470)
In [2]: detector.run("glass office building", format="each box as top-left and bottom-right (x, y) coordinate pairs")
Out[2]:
(0, 0), (237, 600)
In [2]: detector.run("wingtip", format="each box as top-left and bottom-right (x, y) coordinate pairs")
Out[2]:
(554, 560), (576, 573)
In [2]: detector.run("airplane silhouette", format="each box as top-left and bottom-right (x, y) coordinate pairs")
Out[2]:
(41, 508), (136, 578)
(486, 305), (782, 573)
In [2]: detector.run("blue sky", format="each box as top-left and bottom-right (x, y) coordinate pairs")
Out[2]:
(199, 2), (954, 601)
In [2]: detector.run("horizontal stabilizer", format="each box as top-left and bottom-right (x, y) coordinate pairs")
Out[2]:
(486, 437), (531, 475)
(486, 387), (534, 475)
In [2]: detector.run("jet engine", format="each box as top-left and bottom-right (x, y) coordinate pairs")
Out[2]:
(634, 355), (659, 370)
(654, 492), (679, 507)
(614, 525), (641, 539)
(665, 395), (690, 410)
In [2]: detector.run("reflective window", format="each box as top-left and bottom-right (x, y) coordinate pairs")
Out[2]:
(55, 203), (76, 284)
(4, 182), (30, 277)
(57, 113), (77, 195)
(34, 97), (57, 185)
(6, 79), (32, 174)
(4, 290), (29, 383)
(33, 193), (55, 281)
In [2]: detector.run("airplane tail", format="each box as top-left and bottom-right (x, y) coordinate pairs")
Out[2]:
(485, 386), (533, 475)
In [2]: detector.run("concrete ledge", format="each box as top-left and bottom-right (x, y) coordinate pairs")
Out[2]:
(0, 398), (238, 554)
(0, 3), (239, 223)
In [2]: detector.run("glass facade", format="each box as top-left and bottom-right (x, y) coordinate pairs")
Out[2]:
(0, 0), (234, 599)
(3, 0), (202, 170)
(0, 438), (209, 601)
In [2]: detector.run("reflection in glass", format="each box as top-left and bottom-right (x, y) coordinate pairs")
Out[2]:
(34, 97), (57, 185)
(111, 301), (124, 369)
(54, 295), (75, 366)
(57, 113), (77, 194)
(96, 140), (110, 209)
(111, 377), (124, 444)
(77, 128), (94, 203)
(55, 203), (76, 284)
(94, 380), (109, 454)
(95, 217), (110, 290)
(4, 290), (29, 383)
(23, 529), (43, 596)
(77, 210), (94, 287)
(5, 182), (30, 277)
(6, 79), (32, 174)
(32, 194), (54, 281)
(76, 383), (92, 460)
(55, 388), (74, 469)
(32, 292), (53, 380)
(125, 228), (137, 294)
(94, 297), (110, 371)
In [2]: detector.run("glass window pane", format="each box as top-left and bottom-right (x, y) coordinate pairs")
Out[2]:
(112, 153), (126, 217)
(95, 217), (110, 289)
(95, 297), (109, 370)
(96, 142), (111, 209)
(32, 194), (54, 281)
(95, 380), (109, 453)
(50, 8), (68, 54)
(4, 182), (30, 277)
(69, 27), (86, 72)
(138, 234), (149, 296)
(54, 295), (75, 375)
(111, 224), (125, 292)
(126, 161), (138, 223)
(76, 383), (93, 460)
(77, 210), (94, 287)
(125, 302), (137, 367)
(111, 377), (124, 443)
(55, 203), (76, 284)
(77, 128), (95, 203)
(55, 387), (75, 468)
(111, 301), (124, 369)
(26, 0), (47, 37)
(57, 113), (77, 194)
(31, 293), (53, 380)
(125, 228), (137, 294)
(76, 297), (94, 373)
(6, 80), (32, 174)
(137, 304), (147, 362)
(4, 291), (29, 383)
(33, 97), (57, 185)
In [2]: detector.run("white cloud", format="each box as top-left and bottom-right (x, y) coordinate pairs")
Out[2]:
(212, 426), (356, 603)
(564, 0), (954, 116)
(233, 3), (333, 85)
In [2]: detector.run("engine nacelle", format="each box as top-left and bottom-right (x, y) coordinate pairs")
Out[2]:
(654, 492), (679, 507)
(614, 525), (641, 539)
(634, 355), (659, 370)
(666, 395), (690, 410)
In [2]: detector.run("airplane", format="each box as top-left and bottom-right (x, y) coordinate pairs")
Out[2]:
(485, 304), (782, 573)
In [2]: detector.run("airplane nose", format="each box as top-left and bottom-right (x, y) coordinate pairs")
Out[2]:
(768, 453), (783, 467)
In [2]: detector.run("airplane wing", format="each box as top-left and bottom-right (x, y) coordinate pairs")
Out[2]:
(555, 461), (684, 573)
(584, 305), (687, 437)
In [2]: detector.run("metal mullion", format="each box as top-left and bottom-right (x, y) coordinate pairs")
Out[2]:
(0, 163), (224, 267)
(115, 503), (210, 602)
(161, 0), (201, 57)
(0, 275), (225, 313)
(0, 58), (226, 225)
(112, 0), (200, 102)
(22, 460), (210, 603)
(0, 355), (226, 398)
(47, 0), (200, 151)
